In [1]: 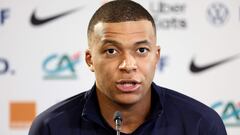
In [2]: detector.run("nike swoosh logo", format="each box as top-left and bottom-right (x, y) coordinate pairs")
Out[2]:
(190, 53), (240, 73)
(30, 7), (82, 26)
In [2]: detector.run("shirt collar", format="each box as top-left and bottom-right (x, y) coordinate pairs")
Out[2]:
(81, 84), (107, 128)
(149, 82), (164, 119)
(81, 82), (165, 128)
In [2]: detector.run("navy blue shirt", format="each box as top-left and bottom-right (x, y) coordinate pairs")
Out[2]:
(29, 83), (227, 135)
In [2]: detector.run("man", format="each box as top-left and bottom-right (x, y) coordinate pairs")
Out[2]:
(29, 0), (227, 135)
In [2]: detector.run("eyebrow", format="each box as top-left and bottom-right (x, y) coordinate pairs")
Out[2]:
(101, 39), (151, 47)
(101, 39), (121, 46)
(135, 40), (151, 46)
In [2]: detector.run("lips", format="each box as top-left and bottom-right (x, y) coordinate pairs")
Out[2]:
(116, 80), (141, 92)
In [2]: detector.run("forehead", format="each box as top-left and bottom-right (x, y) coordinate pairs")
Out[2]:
(93, 20), (155, 38)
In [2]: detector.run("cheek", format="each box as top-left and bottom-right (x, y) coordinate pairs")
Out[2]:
(140, 63), (156, 75)
(139, 57), (157, 71)
(94, 60), (117, 79)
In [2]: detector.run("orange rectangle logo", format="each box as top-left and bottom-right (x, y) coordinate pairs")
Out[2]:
(9, 102), (36, 129)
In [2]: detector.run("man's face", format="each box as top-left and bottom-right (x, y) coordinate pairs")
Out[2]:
(86, 20), (160, 105)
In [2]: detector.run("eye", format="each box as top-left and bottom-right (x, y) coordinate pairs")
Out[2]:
(106, 48), (118, 55)
(137, 48), (149, 54)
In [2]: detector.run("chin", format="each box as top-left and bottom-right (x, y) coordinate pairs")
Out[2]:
(114, 95), (141, 106)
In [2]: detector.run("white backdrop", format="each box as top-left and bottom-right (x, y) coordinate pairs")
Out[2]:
(1, 0), (239, 134)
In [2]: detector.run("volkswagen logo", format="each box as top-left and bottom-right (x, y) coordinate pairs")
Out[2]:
(207, 2), (229, 26)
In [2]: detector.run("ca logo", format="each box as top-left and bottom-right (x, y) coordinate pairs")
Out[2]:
(212, 101), (240, 127)
(42, 52), (80, 80)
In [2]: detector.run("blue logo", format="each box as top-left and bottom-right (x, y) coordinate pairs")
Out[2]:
(0, 57), (15, 75)
(158, 55), (168, 72)
(211, 101), (240, 127)
(207, 2), (229, 26)
(0, 8), (10, 25)
(42, 52), (81, 80)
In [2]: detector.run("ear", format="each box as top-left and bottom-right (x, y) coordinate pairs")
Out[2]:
(155, 45), (161, 67)
(85, 49), (94, 72)
(156, 45), (161, 60)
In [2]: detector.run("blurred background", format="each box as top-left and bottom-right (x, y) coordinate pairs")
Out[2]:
(0, 0), (239, 134)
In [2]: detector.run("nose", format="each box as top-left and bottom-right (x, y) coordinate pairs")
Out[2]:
(118, 54), (137, 72)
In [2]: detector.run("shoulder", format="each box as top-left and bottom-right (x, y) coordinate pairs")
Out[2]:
(153, 83), (226, 134)
(28, 90), (90, 135)
(154, 84), (218, 118)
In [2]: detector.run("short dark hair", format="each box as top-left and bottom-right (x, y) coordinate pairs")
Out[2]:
(87, 0), (156, 40)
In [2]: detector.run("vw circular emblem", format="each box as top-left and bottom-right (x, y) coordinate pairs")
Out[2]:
(207, 2), (229, 26)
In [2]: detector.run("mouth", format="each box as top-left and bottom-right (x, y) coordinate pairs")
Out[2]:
(116, 80), (141, 92)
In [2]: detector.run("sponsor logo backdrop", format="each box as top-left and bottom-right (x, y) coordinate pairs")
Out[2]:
(0, 0), (239, 134)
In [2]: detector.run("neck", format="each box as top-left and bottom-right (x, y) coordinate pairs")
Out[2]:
(96, 89), (152, 134)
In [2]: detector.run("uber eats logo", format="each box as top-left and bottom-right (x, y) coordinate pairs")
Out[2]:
(42, 52), (81, 80)
(211, 101), (240, 127)
(149, 1), (187, 29)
